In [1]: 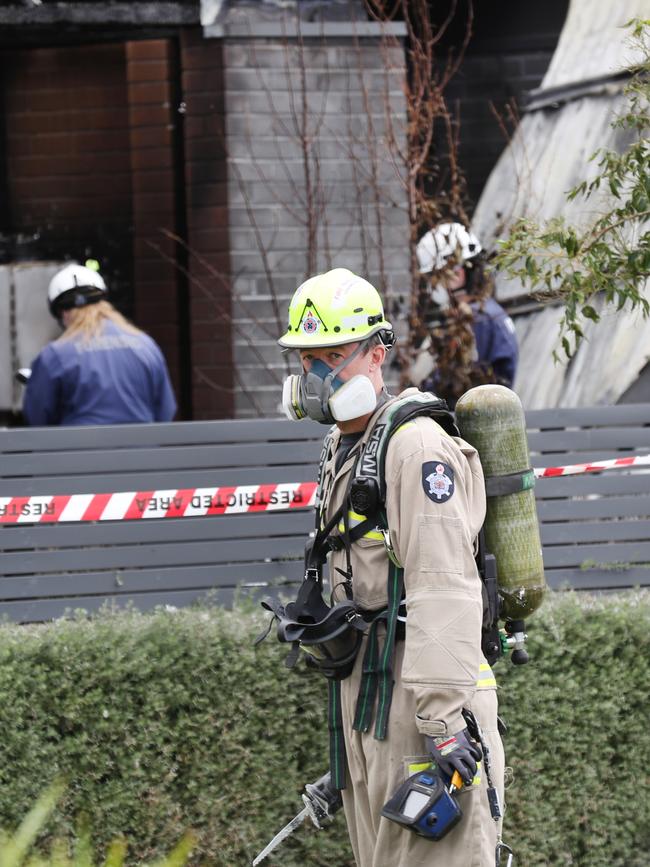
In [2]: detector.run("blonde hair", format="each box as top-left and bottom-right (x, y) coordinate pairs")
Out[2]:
(58, 301), (143, 343)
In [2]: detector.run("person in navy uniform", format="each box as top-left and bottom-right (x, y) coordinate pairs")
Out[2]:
(23, 261), (176, 426)
(411, 223), (518, 403)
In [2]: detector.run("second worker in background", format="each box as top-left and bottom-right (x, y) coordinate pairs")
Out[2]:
(23, 261), (177, 426)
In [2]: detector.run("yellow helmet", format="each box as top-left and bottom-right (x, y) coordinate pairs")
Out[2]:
(278, 268), (392, 349)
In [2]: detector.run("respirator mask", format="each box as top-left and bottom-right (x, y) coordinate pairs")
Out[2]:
(282, 341), (377, 424)
(430, 283), (452, 308)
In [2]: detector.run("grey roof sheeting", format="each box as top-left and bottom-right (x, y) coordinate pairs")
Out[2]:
(472, 0), (650, 408)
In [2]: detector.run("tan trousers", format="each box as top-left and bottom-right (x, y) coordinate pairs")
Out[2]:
(340, 640), (504, 867)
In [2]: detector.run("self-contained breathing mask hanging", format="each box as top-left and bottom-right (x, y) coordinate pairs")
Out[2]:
(257, 476), (369, 681)
(259, 568), (366, 680)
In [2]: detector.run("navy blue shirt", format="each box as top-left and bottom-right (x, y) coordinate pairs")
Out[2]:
(471, 297), (518, 388)
(23, 320), (177, 426)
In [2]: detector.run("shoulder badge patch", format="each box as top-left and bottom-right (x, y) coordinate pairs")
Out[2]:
(422, 461), (455, 503)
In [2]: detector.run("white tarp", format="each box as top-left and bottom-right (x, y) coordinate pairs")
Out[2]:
(0, 262), (63, 412)
(472, 0), (650, 408)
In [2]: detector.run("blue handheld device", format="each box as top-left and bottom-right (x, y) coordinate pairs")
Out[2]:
(381, 769), (462, 840)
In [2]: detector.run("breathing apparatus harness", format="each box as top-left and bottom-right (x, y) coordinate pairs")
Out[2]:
(260, 392), (481, 790)
(257, 417), (371, 682)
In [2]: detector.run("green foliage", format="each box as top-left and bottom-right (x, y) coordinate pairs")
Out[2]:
(0, 782), (194, 867)
(0, 606), (352, 866)
(496, 591), (650, 867)
(494, 19), (650, 359)
(0, 594), (648, 866)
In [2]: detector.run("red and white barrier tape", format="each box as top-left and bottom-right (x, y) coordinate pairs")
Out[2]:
(1, 453), (648, 525)
(533, 453), (650, 478)
(0, 482), (318, 525)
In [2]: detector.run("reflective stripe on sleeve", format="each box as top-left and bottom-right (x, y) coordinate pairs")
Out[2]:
(476, 662), (497, 688)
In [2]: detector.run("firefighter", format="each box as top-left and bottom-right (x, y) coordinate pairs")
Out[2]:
(23, 261), (176, 426)
(277, 268), (505, 867)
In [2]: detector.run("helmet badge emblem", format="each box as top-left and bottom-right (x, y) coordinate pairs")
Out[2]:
(302, 310), (320, 334)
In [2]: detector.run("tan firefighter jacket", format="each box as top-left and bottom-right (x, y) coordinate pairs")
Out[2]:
(319, 388), (489, 738)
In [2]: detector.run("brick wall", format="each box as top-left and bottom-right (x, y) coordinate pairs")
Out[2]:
(126, 38), (184, 407)
(223, 34), (410, 417)
(181, 29), (233, 419)
(1, 39), (188, 414)
(2, 43), (133, 297)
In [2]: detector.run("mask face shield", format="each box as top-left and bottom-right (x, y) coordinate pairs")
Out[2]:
(281, 344), (378, 424)
(281, 599), (366, 675)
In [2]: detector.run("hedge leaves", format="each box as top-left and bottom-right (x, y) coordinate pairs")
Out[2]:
(0, 592), (647, 866)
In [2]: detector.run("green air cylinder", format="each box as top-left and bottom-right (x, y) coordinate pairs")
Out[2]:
(455, 384), (546, 621)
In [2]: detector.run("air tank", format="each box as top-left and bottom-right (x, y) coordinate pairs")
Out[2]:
(455, 384), (546, 622)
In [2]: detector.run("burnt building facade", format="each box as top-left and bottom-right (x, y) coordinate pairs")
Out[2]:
(0, 0), (568, 421)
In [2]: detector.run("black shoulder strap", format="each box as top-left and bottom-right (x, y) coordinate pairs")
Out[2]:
(306, 425), (350, 575)
(311, 394), (458, 566)
(354, 392), (459, 502)
(314, 425), (337, 518)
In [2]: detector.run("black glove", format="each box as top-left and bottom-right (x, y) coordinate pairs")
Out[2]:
(426, 727), (482, 785)
(303, 772), (342, 828)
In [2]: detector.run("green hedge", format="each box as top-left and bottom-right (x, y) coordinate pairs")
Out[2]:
(0, 592), (647, 866)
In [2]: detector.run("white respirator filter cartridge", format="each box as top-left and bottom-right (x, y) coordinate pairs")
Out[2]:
(281, 375), (306, 421)
(328, 375), (377, 422)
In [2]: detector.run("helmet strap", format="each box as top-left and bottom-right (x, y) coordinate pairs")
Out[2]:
(319, 339), (370, 417)
(323, 337), (368, 381)
(50, 287), (105, 319)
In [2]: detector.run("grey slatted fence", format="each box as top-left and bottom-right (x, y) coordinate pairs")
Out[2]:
(1, 403), (649, 622)
(527, 403), (650, 592)
(0, 419), (324, 622)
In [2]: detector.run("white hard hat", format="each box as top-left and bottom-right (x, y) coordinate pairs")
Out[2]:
(47, 262), (107, 317)
(416, 222), (482, 274)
